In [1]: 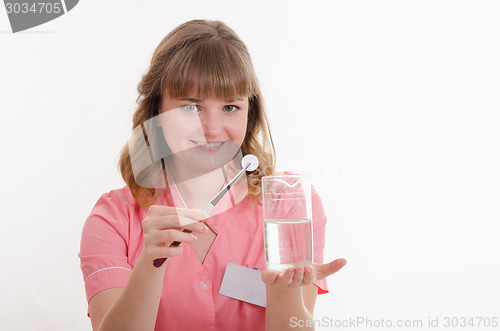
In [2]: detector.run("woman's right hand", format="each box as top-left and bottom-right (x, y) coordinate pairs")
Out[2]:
(141, 205), (208, 264)
(89, 206), (208, 330)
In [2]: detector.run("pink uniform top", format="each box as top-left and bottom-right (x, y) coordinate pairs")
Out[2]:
(79, 176), (329, 330)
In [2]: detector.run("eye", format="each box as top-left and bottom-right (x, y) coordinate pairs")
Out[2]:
(181, 104), (199, 112)
(223, 105), (239, 112)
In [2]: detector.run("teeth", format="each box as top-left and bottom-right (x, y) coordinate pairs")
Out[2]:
(194, 141), (224, 148)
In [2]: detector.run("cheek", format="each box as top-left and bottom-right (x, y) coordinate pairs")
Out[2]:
(230, 116), (248, 144)
(160, 114), (200, 140)
(160, 120), (185, 152)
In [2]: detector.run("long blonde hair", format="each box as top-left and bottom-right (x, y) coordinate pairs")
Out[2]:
(119, 20), (276, 207)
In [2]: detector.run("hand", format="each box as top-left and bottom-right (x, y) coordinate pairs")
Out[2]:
(261, 259), (347, 289)
(141, 205), (208, 264)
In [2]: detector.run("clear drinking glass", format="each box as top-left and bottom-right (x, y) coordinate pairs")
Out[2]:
(262, 174), (313, 271)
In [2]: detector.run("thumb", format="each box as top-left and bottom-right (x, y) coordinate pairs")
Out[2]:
(315, 258), (347, 280)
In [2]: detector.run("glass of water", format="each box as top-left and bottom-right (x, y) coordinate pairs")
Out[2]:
(262, 174), (313, 271)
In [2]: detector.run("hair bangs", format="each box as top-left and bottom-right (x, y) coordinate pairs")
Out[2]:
(162, 39), (257, 100)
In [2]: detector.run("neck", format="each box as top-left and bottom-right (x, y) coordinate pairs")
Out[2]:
(168, 159), (227, 209)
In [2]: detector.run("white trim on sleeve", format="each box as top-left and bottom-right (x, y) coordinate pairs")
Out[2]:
(84, 266), (133, 282)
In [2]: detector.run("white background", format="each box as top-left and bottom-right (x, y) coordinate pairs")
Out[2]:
(1, 1), (499, 330)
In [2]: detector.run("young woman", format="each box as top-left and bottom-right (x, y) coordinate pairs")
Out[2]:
(79, 19), (346, 331)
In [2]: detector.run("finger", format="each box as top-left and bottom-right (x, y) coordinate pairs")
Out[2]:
(277, 268), (295, 286)
(315, 258), (347, 280)
(148, 205), (207, 221)
(178, 217), (210, 234)
(147, 215), (208, 234)
(158, 229), (197, 245)
(302, 264), (316, 284)
(290, 266), (305, 287)
(261, 269), (279, 284)
(149, 245), (184, 260)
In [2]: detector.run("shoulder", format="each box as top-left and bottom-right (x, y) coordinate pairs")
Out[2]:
(100, 186), (137, 205)
(85, 186), (143, 232)
(91, 186), (138, 213)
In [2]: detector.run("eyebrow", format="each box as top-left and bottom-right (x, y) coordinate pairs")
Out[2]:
(178, 97), (245, 103)
(179, 97), (202, 103)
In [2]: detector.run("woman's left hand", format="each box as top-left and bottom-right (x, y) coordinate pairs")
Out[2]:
(261, 258), (347, 288)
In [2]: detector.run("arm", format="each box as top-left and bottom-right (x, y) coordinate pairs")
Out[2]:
(265, 282), (316, 330)
(89, 254), (168, 331)
(87, 206), (208, 331)
(263, 259), (347, 330)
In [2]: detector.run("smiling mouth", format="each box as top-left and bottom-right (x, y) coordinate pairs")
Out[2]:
(191, 141), (226, 148)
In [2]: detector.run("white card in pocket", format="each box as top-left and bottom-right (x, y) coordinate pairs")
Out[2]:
(219, 262), (267, 307)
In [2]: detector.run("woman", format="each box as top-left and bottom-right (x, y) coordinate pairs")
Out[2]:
(79, 19), (346, 330)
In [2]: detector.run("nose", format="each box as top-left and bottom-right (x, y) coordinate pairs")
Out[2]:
(200, 110), (222, 138)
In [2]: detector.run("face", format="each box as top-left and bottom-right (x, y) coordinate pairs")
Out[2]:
(158, 92), (249, 175)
